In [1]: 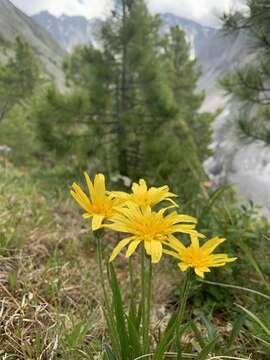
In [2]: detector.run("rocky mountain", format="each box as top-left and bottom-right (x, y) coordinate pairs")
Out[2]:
(32, 10), (218, 56)
(32, 11), (102, 52)
(159, 13), (251, 109)
(160, 13), (216, 59)
(0, 0), (65, 85)
(31, 11), (248, 104)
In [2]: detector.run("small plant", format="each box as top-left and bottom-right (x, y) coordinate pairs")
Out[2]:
(71, 173), (237, 359)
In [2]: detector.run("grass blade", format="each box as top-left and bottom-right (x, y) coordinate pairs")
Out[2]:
(196, 336), (219, 360)
(237, 240), (269, 291)
(236, 304), (270, 338)
(109, 264), (130, 359)
(153, 314), (178, 360)
(190, 320), (206, 349)
(199, 185), (232, 222)
(104, 344), (117, 360)
(126, 314), (142, 357)
(226, 313), (246, 350)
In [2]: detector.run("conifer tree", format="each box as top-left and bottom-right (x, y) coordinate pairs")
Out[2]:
(34, 0), (214, 202)
(41, 0), (178, 177)
(143, 25), (214, 200)
(220, 0), (270, 143)
(0, 36), (40, 123)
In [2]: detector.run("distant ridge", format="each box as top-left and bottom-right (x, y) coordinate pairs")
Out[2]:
(32, 10), (249, 105)
(32, 10), (102, 52)
(0, 0), (65, 85)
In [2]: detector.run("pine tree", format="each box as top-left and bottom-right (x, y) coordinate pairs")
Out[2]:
(143, 25), (214, 200)
(42, 0), (178, 177)
(220, 0), (270, 143)
(35, 0), (214, 202)
(0, 36), (40, 123)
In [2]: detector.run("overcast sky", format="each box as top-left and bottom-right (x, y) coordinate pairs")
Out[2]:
(10, 0), (245, 27)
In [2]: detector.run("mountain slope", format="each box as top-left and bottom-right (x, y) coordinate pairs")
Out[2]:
(0, 0), (65, 85)
(160, 13), (216, 59)
(32, 11), (217, 57)
(32, 10), (101, 52)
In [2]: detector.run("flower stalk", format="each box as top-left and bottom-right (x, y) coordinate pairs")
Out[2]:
(176, 269), (192, 359)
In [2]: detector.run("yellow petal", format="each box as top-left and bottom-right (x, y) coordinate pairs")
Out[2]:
(109, 237), (133, 262)
(144, 240), (162, 263)
(132, 182), (141, 194)
(104, 222), (131, 233)
(211, 256), (237, 266)
(92, 215), (104, 231)
(84, 172), (94, 199)
(94, 173), (106, 197)
(83, 213), (92, 219)
(190, 233), (200, 248)
(158, 205), (176, 216)
(139, 179), (147, 191)
(71, 186), (92, 212)
(110, 191), (130, 201)
(166, 235), (186, 252)
(163, 249), (180, 259)
(176, 214), (197, 223)
(194, 267), (208, 278)
(141, 205), (151, 216)
(172, 224), (196, 234)
(178, 262), (189, 271)
(166, 198), (179, 207)
(125, 240), (141, 258)
(201, 237), (226, 254)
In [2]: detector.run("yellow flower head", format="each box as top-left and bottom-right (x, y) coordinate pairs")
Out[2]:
(105, 202), (198, 263)
(71, 172), (121, 231)
(112, 178), (178, 208)
(165, 234), (237, 278)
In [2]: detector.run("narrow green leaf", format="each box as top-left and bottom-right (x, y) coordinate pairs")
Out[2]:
(103, 308), (121, 358)
(226, 313), (246, 349)
(135, 301), (143, 330)
(252, 335), (270, 349)
(199, 313), (217, 341)
(176, 322), (192, 360)
(199, 185), (232, 221)
(109, 264), (130, 359)
(126, 314), (142, 357)
(153, 314), (178, 360)
(104, 344), (118, 360)
(236, 304), (270, 338)
(196, 336), (219, 360)
(237, 240), (269, 290)
(128, 258), (137, 322)
(190, 320), (205, 349)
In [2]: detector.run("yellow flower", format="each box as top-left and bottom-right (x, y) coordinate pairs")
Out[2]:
(112, 178), (178, 208)
(71, 172), (121, 231)
(164, 234), (237, 278)
(105, 202), (198, 263)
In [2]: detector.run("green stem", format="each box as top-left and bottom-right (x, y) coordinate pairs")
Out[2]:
(128, 257), (136, 318)
(94, 231), (119, 356)
(140, 245), (146, 345)
(140, 245), (153, 353)
(176, 269), (192, 359)
(96, 233), (108, 303)
(145, 256), (152, 353)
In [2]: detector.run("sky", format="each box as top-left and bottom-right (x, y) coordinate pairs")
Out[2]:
(10, 0), (245, 27)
